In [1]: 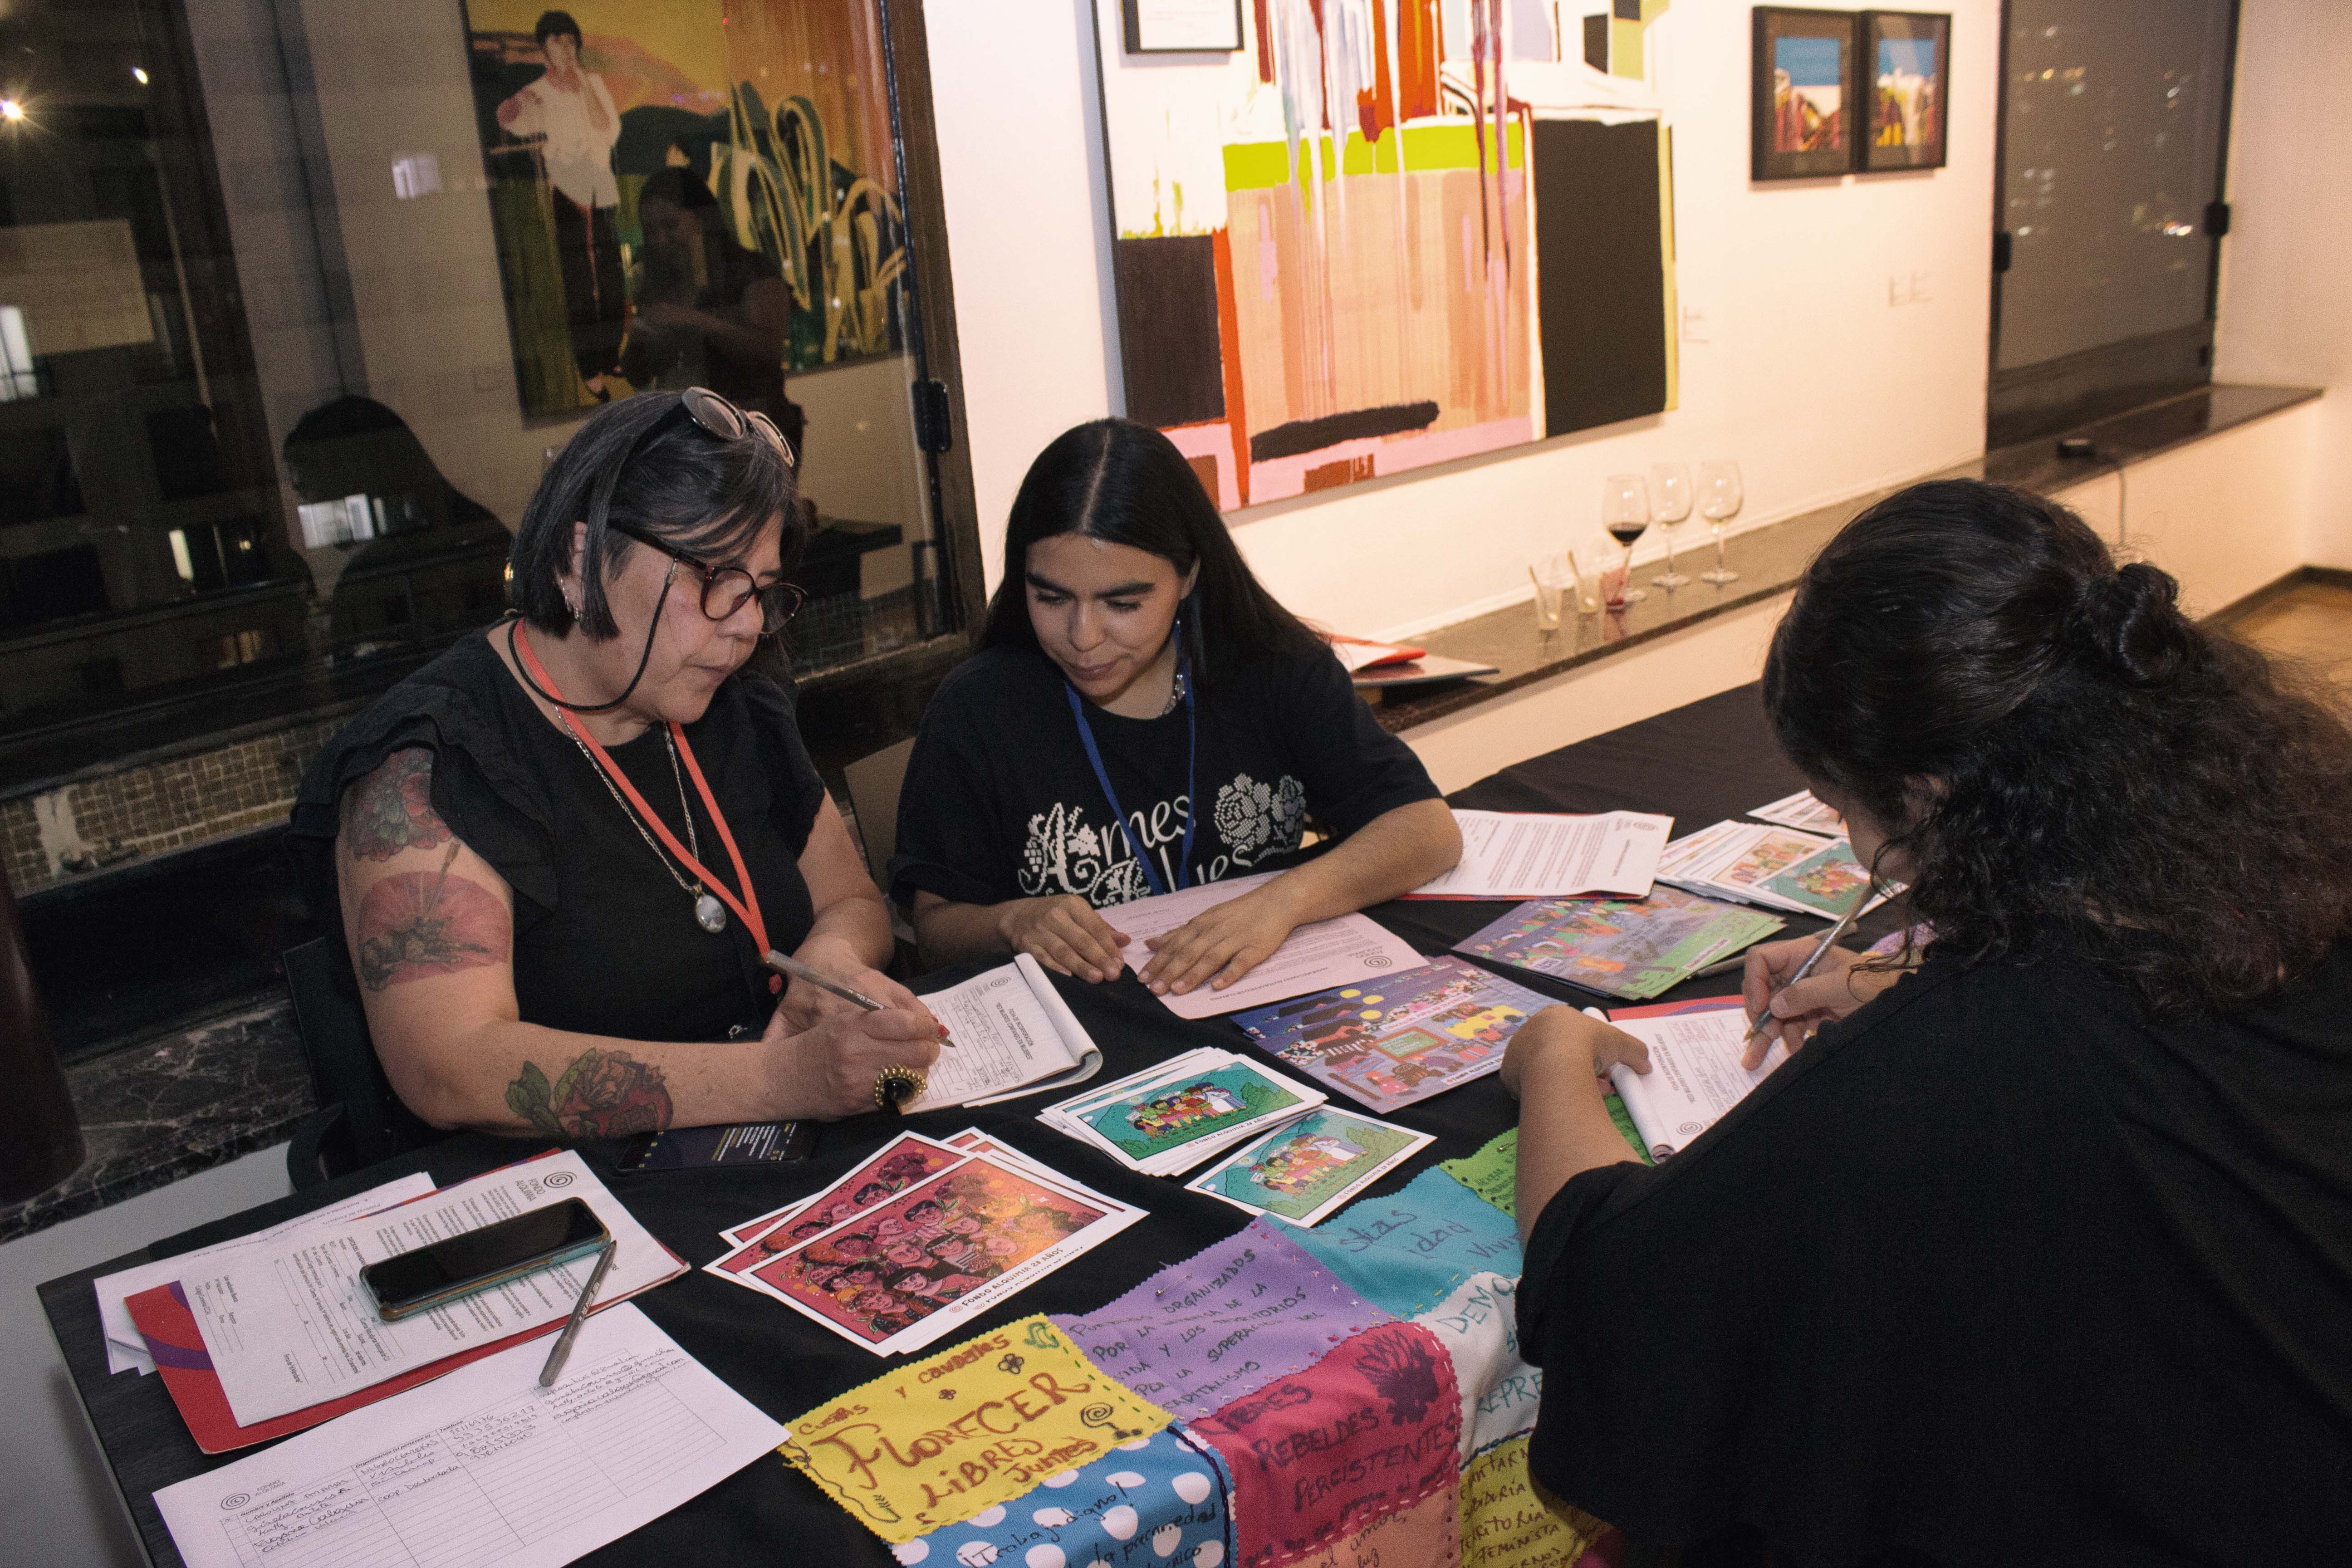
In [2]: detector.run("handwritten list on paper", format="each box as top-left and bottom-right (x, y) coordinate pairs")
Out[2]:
(1052, 1219), (1389, 1418)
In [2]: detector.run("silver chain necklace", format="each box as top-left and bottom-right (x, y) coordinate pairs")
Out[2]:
(569, 727), (730, 934)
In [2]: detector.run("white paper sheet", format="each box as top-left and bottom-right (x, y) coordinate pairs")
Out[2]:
(1607, 1005), (1787, 1161)
(96, 1172), (438, 1376)
(1408, 809), (1671, 898)
(152, 1303), (782, 1568)
(185, 1152), (682, 1428)
(1110, 872), (1431, 1018)
(909, 952), (1103, 1110)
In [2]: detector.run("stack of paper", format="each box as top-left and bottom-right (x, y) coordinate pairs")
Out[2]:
(1183, 1106), (1434, 1227)
(1455, 888), (1786, 1000)
(1108, 872), (1431, 1019)
(152, 1305), (786, 1568)
(1656, 820), (1891, 919)
(1749, 788), (1846, 836)
(1039, 1048), (1327, 1176)
(1231, 956), (1562, 1112)
(1604, 998), (1787, 1161)
(1403, 809), (1671, 900)
(703, 1133), (1144, 1356)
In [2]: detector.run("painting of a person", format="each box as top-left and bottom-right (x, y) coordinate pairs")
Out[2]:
(622, 168), (806, 461)
(496, 10), (624, 400)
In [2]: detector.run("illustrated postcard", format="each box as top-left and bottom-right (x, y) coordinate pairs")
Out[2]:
(1184, 1107), (1434, 1227)
(1231, 956), (1559, 1111)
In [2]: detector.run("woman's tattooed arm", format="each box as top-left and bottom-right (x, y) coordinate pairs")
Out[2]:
(505, 1048), (675, 1139)
(344, 747), (451, 861)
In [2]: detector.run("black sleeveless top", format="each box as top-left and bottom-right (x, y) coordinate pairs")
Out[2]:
(289, 629), (825, 1043)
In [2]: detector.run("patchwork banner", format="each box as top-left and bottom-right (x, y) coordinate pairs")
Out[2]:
(1413, 1271), (1543, 1460)
(1440, 1130), (1519, 1218)
(1458, 1436), (1616, 1568)
(779, 1316), (1171, 1543)
(1055, 1220), (1390, 1419)
(1188, 1321), (1463, 1568)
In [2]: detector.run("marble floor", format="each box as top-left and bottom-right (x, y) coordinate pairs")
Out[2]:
(2222, 579), (2352, 692)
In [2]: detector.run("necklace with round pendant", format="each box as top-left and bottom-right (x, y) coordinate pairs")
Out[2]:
(694, 891), (728, 934)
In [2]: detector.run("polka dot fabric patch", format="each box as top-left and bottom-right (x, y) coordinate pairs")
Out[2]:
(891, 1424), (1235, 1568)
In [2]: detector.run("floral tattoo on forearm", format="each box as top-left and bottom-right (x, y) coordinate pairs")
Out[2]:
(506, 1048), (674, 1139)
(344, 747), (452, 862)
(353, 841), (510, 990)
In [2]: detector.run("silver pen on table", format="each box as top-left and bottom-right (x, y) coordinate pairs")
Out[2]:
(1741, 886), (1872, 1044)
(763, 950), (954, 1047)
(538, 1240), (617, 1389)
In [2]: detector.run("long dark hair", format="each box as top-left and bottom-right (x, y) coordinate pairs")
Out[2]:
(509, 391), (798, 639)
(1765, 479), (2352, 1015)
(980, 419), (1322, 690)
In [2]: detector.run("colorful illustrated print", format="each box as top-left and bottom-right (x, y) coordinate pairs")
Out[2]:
(717, 1135), (964, 1275)
(1757, 841), (1873, 916)
(1234, 958), (1555, 1110)
(1455, 889), (1784, 1000)
(755, 1158), (1108, 1345)
(1080, 1064), (1305, 1161)
(1189, 1109), (1429, 1226)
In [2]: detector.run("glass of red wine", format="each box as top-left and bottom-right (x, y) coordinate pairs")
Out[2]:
(1602, 474), (1650, 606)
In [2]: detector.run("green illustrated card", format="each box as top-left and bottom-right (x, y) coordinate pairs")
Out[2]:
(1756, 841), (1875, 917)
(1080, 1061), (1308, 1162)
(1186, 1107), (1433, 1226)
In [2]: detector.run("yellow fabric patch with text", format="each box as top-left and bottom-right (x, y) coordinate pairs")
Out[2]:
(776, 1315), (1173, 1544)
(1460, 1435), (1612, 1567)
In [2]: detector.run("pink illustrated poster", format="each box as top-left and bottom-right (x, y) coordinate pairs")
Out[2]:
(714, 1133), (963, 1275)
(752, 1159), (1111, 1348)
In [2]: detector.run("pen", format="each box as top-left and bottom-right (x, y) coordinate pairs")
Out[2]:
(763, 950), (955, 1048)
(538, 1240), (617, 1388)
(1690, 951), (1753, 980)
(1742, 885), (1872, 1044)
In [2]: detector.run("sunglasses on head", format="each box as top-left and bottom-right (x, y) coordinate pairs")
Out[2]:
(671, 384), (795, 469)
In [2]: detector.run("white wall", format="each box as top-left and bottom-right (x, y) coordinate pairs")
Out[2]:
(2212, 0), (2352, 570)
(926, 0), (2001, 639)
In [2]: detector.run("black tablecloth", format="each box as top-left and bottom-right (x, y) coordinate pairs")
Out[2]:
(43, 685), (1897, 1568)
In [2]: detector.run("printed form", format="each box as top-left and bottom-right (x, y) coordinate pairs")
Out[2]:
(152, 1303), (783, 1568)
(182, 1152), (681, 1428)
(1606, 1005), (1788, 1161)
(908, 952), (1103, 1110)
(1112, 872), (1431, 1019)
(1410, 809), (1671, 899)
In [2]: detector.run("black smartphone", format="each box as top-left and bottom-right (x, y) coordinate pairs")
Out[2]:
(614, 1121), (817, 1172)
(358, 1198), (610, 1321)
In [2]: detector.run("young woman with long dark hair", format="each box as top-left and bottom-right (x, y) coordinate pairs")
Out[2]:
(891, 419), (1459, 997)
(1499, 480), (2352, 1561)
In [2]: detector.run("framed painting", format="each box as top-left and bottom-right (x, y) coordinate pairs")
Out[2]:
(1091, 0), (1684, 513)
(1861, 11), (1951, 172)
(457, 1), (910, 418)
(1753, 7), (1859, 181)
(1121, 0), (1244, 54)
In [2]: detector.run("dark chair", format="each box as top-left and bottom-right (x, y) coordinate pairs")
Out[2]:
(281, 936), (442, 1187)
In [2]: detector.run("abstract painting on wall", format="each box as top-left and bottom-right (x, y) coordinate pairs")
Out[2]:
(1751, 7), (1856, 181)
(1861, 11), (1950, 172)
(459, 0), (908, 418)
(1092, 1), (1680, 513)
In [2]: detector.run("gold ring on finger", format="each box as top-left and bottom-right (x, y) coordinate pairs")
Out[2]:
(873, 1064), (926, 1112)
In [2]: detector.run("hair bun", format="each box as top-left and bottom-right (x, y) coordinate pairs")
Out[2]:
(2075, 561), (2195, 685)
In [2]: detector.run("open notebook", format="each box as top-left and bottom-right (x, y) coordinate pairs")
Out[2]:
(909, 953), (1105, 1110)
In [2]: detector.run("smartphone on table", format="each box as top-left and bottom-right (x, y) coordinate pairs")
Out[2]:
(358, 1197), (610, 1322)
(614, 1120), (816, 1172)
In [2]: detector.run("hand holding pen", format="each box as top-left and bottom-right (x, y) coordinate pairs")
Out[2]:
(1739, 888), (1875, 1069)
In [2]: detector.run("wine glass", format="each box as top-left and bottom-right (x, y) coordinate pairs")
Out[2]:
(1648, 462), (1692, 590)
(1601, 473), (1649, 606)
(1696, 460), (1743, 585)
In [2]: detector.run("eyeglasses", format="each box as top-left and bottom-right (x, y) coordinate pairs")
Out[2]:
(612, 525), (808, 633)
(673, 385), (795, 469)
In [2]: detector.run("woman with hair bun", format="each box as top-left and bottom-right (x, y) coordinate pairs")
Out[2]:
(1499, 480), (2352, 1562)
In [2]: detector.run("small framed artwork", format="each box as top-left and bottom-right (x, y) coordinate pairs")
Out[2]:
(1861, 11), (1952, 172)
(1121, 0), (1244, 54)
(1753, 7), (1859, 181)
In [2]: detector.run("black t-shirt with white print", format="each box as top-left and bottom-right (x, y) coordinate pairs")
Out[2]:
(888, 641), (1443, 911)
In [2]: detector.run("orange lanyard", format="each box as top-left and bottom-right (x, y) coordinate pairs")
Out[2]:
(512, 622), (779, 993)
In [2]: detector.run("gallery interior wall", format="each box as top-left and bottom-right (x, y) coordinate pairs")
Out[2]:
(2213, 0), (2352, 571)
(927, 0), (2002, 640)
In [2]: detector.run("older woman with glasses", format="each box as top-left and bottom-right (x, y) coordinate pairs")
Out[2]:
(290, 389), (942, 1142)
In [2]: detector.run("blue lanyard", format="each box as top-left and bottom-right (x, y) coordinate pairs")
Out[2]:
(1064, 643), (1196, 897)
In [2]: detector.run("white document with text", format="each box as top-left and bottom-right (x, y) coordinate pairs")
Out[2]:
(184, 1152), (681, 1428)
(1409, 809), (1670, 899)
(1607, 1005), (1787, 1161)
(1111, 872), (1431, 1019)
(153, 1303), (782, 1568)
(908, 952), (1104, 1110)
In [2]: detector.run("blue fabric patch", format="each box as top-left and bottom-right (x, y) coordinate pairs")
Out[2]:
(1285, 1168), (1524, 1319)
(892, 1422), (1235, 1568)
